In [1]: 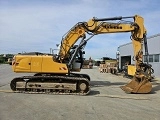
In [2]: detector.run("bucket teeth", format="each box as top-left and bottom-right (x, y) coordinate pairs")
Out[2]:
(120, 86), (133, 93)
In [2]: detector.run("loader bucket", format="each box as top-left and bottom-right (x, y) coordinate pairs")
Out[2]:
(121, 76), (152, 93)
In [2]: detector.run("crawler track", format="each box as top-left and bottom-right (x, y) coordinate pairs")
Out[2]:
(10, 75), (90, 95)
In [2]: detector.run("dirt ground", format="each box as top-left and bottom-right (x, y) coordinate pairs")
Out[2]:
(0, 64), (160, 120)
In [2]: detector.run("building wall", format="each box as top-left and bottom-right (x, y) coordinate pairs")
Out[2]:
(146, 34), (160, 77)
(118, 33), (160, 77)
(118, 43), (134, 69)
(147, 34), (160, 54)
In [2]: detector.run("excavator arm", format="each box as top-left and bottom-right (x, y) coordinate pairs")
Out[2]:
(59, 15), (144, 62)
(58, 15), (153, 93)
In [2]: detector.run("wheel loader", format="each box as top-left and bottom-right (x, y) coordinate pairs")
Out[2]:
(11, 15), (153, 95)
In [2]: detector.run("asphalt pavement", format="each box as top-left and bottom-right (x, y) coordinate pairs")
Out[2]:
(0, 64), (160, 120)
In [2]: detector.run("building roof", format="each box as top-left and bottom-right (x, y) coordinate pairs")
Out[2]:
(147, 33), (160, 39)
(118, 33), (160, 48)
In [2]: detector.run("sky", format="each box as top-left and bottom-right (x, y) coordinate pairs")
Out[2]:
(0, 0), (160, 59)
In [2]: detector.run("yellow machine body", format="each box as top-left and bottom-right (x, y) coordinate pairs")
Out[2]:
(12, 55), (68, 73)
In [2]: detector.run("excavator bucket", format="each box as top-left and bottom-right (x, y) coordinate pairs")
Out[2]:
(121, 76), (152, 93)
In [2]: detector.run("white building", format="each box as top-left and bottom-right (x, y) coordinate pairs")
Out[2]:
(118, 33), (160, 77)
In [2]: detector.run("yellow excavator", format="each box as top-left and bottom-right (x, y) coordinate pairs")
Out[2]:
(11, 15), (153, 95)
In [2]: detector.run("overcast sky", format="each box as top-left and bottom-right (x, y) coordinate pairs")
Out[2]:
(0, 0), (160, 59)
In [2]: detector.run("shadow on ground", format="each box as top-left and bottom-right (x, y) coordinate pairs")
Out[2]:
(88, 90), (100, 96)
(86, 81), (127, 96)
(90, 81), (126, 87)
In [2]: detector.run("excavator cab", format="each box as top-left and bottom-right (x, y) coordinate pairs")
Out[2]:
(70, 49), (85, 72)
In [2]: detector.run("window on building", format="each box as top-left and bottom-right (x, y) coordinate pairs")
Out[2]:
(149, 55), (153, 62)
(154, 54), (159, 62)
(143, 55), (148, 62)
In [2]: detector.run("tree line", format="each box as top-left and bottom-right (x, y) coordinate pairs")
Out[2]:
(0, 54), (14, 64)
